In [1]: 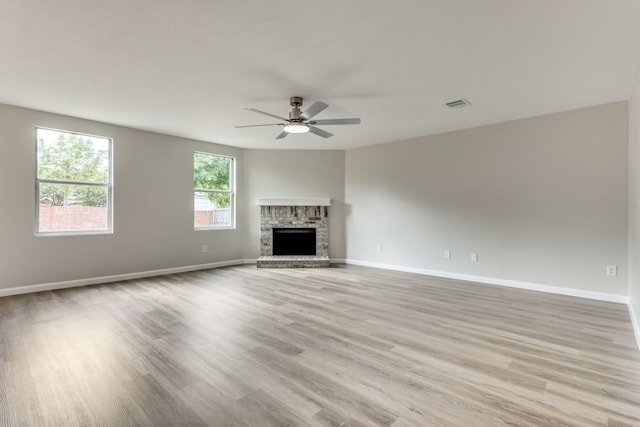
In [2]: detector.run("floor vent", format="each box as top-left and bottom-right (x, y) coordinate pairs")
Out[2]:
(445, 98), (472, 109)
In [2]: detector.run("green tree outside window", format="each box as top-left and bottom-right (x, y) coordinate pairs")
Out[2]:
(37, 131), (110, 206)
(193, 152), (231, 208)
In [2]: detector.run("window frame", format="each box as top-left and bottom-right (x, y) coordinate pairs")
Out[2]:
(35, 127), (114, 236)
(193, 151), (235, 230)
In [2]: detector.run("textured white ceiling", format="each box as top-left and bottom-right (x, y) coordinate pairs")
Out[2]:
(1, 0), (639, 149)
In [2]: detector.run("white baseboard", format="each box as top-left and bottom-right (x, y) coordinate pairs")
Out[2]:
(0, 259), (246, 298)
(629, 303), (640, 352)
(345, 259), (628, 304)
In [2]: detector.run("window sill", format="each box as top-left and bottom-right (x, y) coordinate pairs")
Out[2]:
(35, 230), (113, 237)
(194, 226), (236, 231)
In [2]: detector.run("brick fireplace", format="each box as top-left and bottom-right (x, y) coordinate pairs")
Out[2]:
(257, 198), (330, 268)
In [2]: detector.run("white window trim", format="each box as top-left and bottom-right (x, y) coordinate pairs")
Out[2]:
(193, 152), (236, 230)
(35, 127), (114, 236)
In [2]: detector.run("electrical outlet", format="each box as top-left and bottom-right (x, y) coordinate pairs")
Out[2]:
(377, 244), (383, 253)
(470, 252), (478, 262)
(444, 250), (451, 259)
(606, 265), (617, 277)
(202, 245), (208, 253)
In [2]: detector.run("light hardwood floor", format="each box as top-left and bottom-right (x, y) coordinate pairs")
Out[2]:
(1, 265), (639, 426)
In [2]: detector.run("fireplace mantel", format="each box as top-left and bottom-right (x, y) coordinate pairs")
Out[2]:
(257, 198), (331, 206)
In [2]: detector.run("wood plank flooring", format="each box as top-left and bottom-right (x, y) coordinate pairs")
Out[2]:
(1, 264), (639, 426)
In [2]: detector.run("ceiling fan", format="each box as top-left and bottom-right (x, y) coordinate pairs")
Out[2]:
(235, 96), (361, 139)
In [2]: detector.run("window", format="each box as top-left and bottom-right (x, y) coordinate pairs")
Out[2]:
(36, 128), (112, 235)
(194, 152), (234, 229)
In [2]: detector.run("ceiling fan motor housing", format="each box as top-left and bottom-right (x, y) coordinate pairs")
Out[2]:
(289, 96), (304, 121)
(289, 110), (303, 121)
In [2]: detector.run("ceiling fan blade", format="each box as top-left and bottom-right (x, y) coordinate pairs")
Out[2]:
(301, 102), (329, 120)
(311, 118), (361, 126)
(235, 123), (282, 128)
(245, 108), (288, 121)
(275, 131), (288, 139)
(308, 126), (333, 139)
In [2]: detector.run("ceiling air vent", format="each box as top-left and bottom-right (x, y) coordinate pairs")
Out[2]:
(445, 98), (472, 109)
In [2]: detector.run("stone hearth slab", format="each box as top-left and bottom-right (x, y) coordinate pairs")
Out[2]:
(257, 256), (330, 268)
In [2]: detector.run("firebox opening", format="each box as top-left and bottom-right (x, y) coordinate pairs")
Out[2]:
(273, 228), (316, 256)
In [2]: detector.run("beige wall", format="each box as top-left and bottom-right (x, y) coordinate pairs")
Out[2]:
(629, 69), (640, 335)
(346, 102), (629, 295)
(0, 103), (244, 289)
(242, 149), (346, 260)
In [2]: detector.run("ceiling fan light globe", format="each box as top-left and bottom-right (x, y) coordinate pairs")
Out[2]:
(283, 123), (309, 134)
